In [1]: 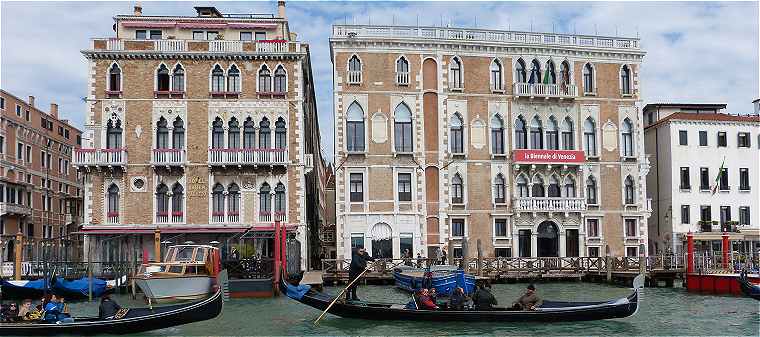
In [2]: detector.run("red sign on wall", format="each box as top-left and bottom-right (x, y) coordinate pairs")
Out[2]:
(512, 150), (586, 163)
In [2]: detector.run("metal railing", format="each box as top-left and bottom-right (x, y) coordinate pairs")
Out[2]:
(208, 148), (287, 166)
(73, 148), (127, 166)
(346, 70), (362, 84)
(513, 197), (586, 212)
(223, 258), (275, 279)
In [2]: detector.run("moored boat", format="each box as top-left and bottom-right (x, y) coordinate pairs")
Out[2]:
(281, 274), (643, 322)
(393, 265), (476, 295)
(737, 272), (760, 300)
(1, 277), (119, 300)
(133, 244), (219, 302)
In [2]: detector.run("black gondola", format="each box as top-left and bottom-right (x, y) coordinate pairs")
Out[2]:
(281, 275), (643, 322)
(0, 285), (223, 335)
(737, 272), (760, 300)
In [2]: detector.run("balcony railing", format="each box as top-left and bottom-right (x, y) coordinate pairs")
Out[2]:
(0, 202), (31, 216)
(89, 38), (297, 54)
(73, 148), (127, 167)
(513, 197), (586, 212)
(106, 211), (119, 224)
(259, 211), (287, 223)
(156, 211), (184, 224)
(152, 149), (185, 166)
(513, 83), (578, 98)
(396, 72), (409, 85)
(347, 70), (362, 84)
(209, 40), (243, 52)
(154, 39), (187, 51)
(208, 148), (287, 166)
(211, 211), (239, 224)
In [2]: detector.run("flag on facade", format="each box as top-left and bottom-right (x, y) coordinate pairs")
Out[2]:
(711, 157), (726, 195)
(543, 65), (551, 84)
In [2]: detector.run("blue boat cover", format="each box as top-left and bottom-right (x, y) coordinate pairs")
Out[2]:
(285, 282), (311, 300)
(53, 277), (107, 297)
(1, 278), (48, 290)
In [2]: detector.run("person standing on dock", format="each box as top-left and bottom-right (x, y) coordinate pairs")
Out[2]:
(346, 247), (375, 301)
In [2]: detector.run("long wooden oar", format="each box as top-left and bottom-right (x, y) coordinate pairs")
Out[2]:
(314, 267), (370, 326)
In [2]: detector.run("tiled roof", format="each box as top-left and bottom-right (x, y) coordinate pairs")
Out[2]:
(645, 112), (760, 129)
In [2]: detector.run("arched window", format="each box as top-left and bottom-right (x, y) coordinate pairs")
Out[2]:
(530, 116), (543, 149)
(172, 117), (184, 149)
(547, 176), (561, 198)
(621, 65), (631, 95)
(346, 102), (365, 152)
(259, 118), (271, 148)
(622, 118), (634, 156)
(211, 117), (224, 149)
(172, 64), (185, 92)
(156, 64), (170, 91)
(515, 59), (527, 83)
(258, 65), (271, 92)
(560, 61), (571, 87)
(450, 57), (463, 89)
(227, 65), (240, 93)
(108, 63), (121, 91)
(212, 183), (225, 218)
(583, 63), (594, 94)
(106, 119), (122, 149)
(546, 117), (559, 150)
(516, 175), (529, 197)
(451, 173), (464, 204)
(211, 65), (225, 92)
(396, 57), (409, 85)
(564, 176), (576, 197)
(450, 113), (464, 154)
(274, 182), (286, 213)
(491, 115), (504, 155)
(529, 59), (541, 84)
(243, 117), (255, 149)
(107, 183), (119, 220)
(493, 174), (506, 203)
(531, 175), (545, 197)
(561, 117), (574, 150)
(274, 65), (286, 93)
(624, 176), (635, 204)
(171, 183), (183, 218)
(155, 183), (169, 218)
(586, 176), (598, 205)
(260, 183), (271, 214)
(515, 116), (527, 149)
(348, 55), (362, 84)
(584, 117), (597, 156)
(228, 117), (240, 149)
(545, 60), (556, 84)
(394, 103), (413, 153)
(156, 117), (169, 149)
(228, 183), (240, 217)
(490, 59), (502, 90)
(275, 118), (286, 149)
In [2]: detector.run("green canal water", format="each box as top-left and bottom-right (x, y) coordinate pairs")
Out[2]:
(59, 282), (760, 335)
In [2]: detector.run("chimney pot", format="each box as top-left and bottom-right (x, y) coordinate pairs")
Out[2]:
(28, 96), (35, 108)
(50, 103), (59, 118)
(278, 0), (286, 19)
(134, 3), (143, 16)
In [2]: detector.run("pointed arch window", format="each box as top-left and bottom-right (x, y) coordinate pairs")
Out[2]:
(561, 117), (574, 150)
(490, 59), (503, 91)
(515, 59), (527, 83)
(583, 63), (594, 94)
(228, 118), (240, 149)
(211, 65), (225, 92)
(493, 174), (506, 204)
(531, 175), (545, 197)
(243, 118), (255, 149)
(530, 116), (543, 149)
(275, 118), (287, 149)
(394, 103), (413, 152)
(259, 118), (271, 149)
(396, 57), (409, 85)
(274, 182), (286, 213)
(212, 183), (225, 218)
(258, 65), (271, 92)
(586, 176), (598, 205)
(274, 65), (286, 93)
(228, 183), (240, 217)
(346, 102), (365, 152)
(515, 116), (527, 149)
(545, 60), (556, 84)
(260, 183), (272, 214)
(108, 63), (121, 92)
(516, 175), (529, 197)
(622, 118), (634, 156)
(546, 117), (559, 150)
(624, 176), (636, 205)
(227, 65), (241, 93)
(584, 117), (597, 156)
(450, 113), (464, 154)
(348, 55), (362, 84)
(156, 117), (169, 149)
(156, 64), (170, 91)
(171, 183), (184, 219)
(106, 119), (122, 149)
(547, 176), (561, 198)
(172, 117), (185, 149)
(211, 117), (224, 149)
(155, 183), (169, 219)
(529, 59), (541, 84)
(560, 61), (571, 90)
(491, 115), (505, 154)
(564, 176), (577, 197)
(450, 57), (463, 89)
(451, 174), (464, 204)
(621, 65), (631, 95)
(172, 64), (185, 92)
(107, 184), (119, 221)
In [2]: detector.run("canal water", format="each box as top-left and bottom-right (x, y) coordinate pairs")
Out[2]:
(61, 282), (758, 335)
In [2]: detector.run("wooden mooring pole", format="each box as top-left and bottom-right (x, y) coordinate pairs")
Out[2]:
(476, 239), (483, 276)
(14, 231), (23, 280)
(605, 245), (612, 283)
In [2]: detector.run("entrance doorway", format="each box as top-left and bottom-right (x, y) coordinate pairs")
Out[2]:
(537, 221), (559, 257)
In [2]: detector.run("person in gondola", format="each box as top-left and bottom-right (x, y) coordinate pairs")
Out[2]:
(402, 249), (413, 266)
(511, 284), (542, 311)
(346, 247), (375, 302)
(472, 283), (498, 310)
(2, 302), (19, 322)
(428, 288), (439, 305)
(448, 287), (469, 311)
(416, 289), (439, 310)
(422, 271), (434, 290)
(99, 293), (122, 320)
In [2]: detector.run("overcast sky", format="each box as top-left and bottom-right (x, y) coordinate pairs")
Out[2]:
(2, 1), (758, 162)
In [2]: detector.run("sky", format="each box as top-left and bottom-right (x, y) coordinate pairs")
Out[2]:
(1, 1), (758, 162)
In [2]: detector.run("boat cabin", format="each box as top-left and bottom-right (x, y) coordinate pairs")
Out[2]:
(142, 245), (219, 276)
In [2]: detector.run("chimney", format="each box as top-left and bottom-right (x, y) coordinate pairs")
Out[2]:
(28, 95), (35, 108)
(134, 2), (142, 16)
(277, 0), (286, 19)
(50, 103), (59, 118)
(754, 98), (760, 115)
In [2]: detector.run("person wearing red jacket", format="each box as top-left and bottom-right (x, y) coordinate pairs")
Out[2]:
(416, 289), (439, 310)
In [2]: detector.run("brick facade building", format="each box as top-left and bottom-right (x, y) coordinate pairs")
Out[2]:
(77, 3), (321, 269)
(331, 25), (650, 260)
(1, 90), (83, 262)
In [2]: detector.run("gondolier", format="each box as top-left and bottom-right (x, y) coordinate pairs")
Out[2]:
(346, 247), (375, 301)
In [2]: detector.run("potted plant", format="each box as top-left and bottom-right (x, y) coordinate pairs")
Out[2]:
(215, 33), (224, 40)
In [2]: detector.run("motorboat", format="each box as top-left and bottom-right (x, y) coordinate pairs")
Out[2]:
(133, 245), (220, 302)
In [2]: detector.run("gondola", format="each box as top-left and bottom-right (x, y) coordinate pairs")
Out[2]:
(0, 283), (224, 335)
(281, 274), (643, 322)
(737, 272), (760, 300)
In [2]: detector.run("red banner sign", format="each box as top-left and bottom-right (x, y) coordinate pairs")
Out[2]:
(513, 150), (586, 163)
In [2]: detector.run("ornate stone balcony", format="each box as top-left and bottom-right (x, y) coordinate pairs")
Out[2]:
(0, 202), (31, 216)
(208, 148), (287, 167)
(73, 148), (127, 167)
(513, 83), (578, 98)
(88, 38), (298, 55)
(513, 197), (586, 212)
(151, 149), (186, 167)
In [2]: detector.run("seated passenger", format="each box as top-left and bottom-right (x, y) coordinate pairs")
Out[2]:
(511, 284), (542, 311)
(44, 295), (74, 324)
(428, 288), (438, 304)
(18, 299), (36, 321)
(3, 302), (19, 322)
(448, 287), (469, 310)
(99, 294), (122, 319)
(416, 289), (439, 310)
(472, 283), (498, 310)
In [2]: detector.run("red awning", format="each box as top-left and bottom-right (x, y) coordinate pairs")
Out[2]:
(227, 23), (278, 29)
(122, 21), (177, 28)
(177, 23), (228, 29)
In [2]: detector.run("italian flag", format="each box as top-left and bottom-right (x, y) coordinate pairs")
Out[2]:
(711, 157), (725, 195)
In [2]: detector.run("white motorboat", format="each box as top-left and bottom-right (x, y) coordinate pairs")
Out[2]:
(134, 244), (219, 302)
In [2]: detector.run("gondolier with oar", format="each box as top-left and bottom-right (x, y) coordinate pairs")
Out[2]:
(346, 247), (375, 302)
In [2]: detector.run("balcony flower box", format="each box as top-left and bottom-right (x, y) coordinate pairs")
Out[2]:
(156, 211), (169, 217)
(212, 211), (225, 216)
(107, 211), (119, 217)
(171, 211), (184, 217)
(228, 211), (240, 216)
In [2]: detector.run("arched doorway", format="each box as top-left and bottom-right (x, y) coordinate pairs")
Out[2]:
(370, 222), (393, 258)
(537, 221), (559, 257)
